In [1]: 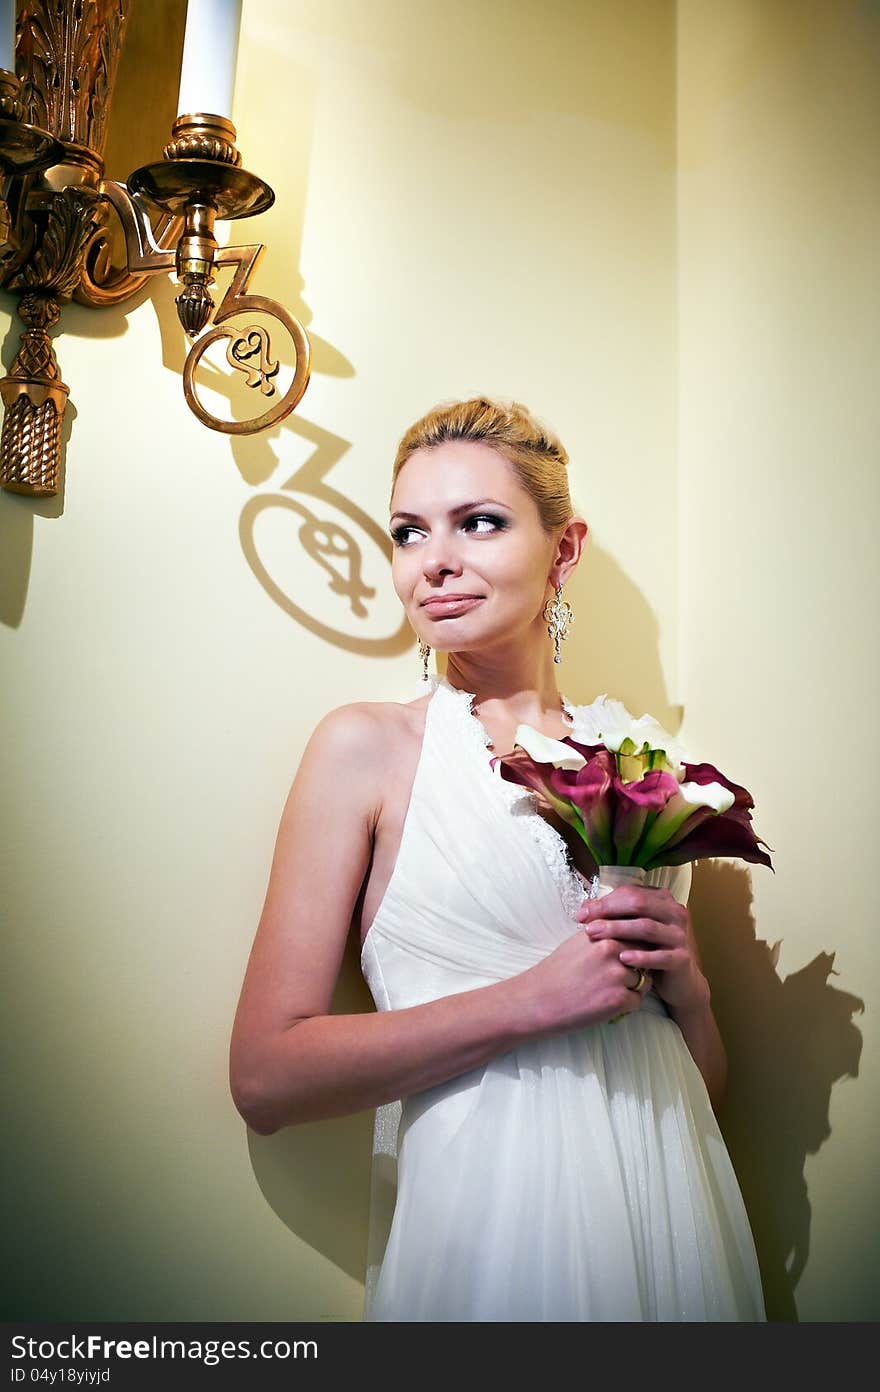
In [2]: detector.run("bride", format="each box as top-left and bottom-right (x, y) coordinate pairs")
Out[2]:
(229, 394), (767, 1321)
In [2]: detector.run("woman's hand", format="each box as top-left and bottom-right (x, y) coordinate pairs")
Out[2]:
(516, 924), (654, 1035)
(575, 883), (710, 1014)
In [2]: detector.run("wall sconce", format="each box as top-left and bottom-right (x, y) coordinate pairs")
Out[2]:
(0, 0), (311, 499)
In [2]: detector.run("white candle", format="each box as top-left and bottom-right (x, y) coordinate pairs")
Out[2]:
(0, 0), (16, 74)
(176, 0), (243, 120)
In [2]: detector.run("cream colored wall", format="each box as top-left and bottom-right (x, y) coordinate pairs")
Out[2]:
(677, 0), (879, 1322)
(1, 0), (677, 1320)
(3, 0), (872, 1324)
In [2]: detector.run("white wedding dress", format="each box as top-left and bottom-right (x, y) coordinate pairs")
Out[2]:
(359, 673), (766, 1321)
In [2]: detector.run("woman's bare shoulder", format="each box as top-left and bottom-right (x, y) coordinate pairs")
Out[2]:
(314, 692), (431, 758)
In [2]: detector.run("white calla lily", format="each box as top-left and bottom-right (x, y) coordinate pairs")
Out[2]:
(513, 723), (587, 770)
(679, 780), (735, 813)
(576, 695), (634, 746)
(579, 695), (687, 779)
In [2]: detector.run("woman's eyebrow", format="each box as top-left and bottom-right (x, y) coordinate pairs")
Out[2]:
(390, 498), (511, 523)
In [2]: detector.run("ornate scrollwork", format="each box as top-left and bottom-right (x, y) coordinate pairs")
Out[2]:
(16, 0), (131, 154)
(182, 242), (310, 435)
(226, 326), (279, 395)
(76, 186), (181, 308)
(0, 3), (134, 495)
(4, 185), (104, 297)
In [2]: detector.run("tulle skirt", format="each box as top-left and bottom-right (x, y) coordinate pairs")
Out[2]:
(366, 1001), (766, 1322)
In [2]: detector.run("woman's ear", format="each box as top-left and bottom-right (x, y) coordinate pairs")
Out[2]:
(552, 517), (589, 585)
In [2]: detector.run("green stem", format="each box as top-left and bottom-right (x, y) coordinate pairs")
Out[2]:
(630, 809), (659, 867)
(568, 805), (607, 869)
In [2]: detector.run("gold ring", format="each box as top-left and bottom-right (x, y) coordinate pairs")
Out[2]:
(628, 967), (649, 994)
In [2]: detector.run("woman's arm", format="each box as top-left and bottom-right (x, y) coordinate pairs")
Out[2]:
(666, 987), (728, 1115)
(229, 704), (546, 1135)
(240, 976), (549, 1134)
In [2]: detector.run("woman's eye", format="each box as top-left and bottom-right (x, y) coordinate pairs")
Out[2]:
(464, 513), (506, 534)
(389, 525), (417, 545)
(390, 514), (507, 546)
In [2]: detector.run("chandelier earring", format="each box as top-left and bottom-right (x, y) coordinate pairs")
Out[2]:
(543, 582), (573, 664)
(418, 639), (432, 682)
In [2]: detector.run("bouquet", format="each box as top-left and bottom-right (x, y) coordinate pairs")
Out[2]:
(489, 696), (773, 873)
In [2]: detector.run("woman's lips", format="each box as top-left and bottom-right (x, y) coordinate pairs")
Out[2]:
(421, 596), (484, 617)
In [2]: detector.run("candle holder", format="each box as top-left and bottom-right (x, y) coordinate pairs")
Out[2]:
(0, 2), (311, 499)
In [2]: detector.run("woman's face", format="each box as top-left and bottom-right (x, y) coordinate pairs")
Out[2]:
(389, 440), (562, 650)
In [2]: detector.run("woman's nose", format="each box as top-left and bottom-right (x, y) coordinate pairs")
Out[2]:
(421, 537), (462, 580)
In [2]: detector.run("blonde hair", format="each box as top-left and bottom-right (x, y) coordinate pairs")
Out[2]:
(390, 395), (574, 537)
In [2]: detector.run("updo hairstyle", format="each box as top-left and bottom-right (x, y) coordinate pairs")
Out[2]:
(390, 395), (573, 539)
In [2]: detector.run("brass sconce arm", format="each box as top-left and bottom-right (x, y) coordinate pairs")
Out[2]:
(79, 154), (311, 438)
(76, 180), (180, 308)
